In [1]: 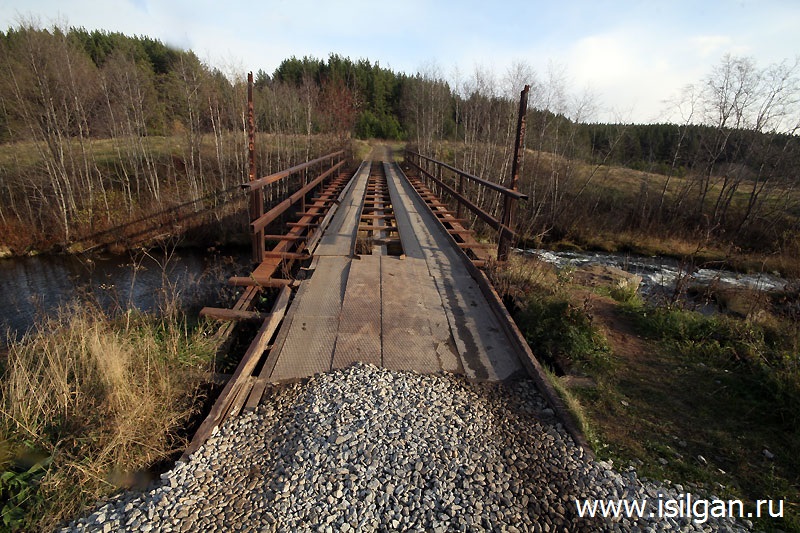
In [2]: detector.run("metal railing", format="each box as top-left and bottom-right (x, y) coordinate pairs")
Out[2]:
(242, 150), (345, 262)
(244, 72), (348, 263)
(404, 150), (527, 261)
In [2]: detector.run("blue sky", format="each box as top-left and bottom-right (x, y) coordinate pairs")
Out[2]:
(2, 0), (798, 123)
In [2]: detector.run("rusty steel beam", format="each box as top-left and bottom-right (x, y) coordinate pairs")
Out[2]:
(286, 222), (319, 228)
(263, 234), (306, 241)
(509, 84), (530, 192)
(244, 151), (345, 191)
(405, 150), (528, 201)
(262, 251), (312, 261)
(457, 242), (495, 249)
(247, 72), (263, 263)
(407, 159), (516, 238)
(250, 160), (345, 232)
(358, 225), (399, 232)
(499, 84), (530, 262)
(435, 217), (469, 224)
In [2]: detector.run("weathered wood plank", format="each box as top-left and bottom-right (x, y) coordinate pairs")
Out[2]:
(199, 307), (268, 322)
(227, 376), (255, 418)
(182, 286), (292, 460)
(228, 276), (292, 287)
(243, 378), (269, 412)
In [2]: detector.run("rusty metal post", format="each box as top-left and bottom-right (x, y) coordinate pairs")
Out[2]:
(301, 167), (307, 215)
(438, 165), (444, 203)
(248, 72), (264, 263)
(456, 174), (465, 219)
(498, 84), (529, 262)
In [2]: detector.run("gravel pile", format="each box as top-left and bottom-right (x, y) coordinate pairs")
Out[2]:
(61, 363), (749, 532)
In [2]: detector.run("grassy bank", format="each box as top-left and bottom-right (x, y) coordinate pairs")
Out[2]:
(493, 254), (800, 531)
(0, 301), (222, 531)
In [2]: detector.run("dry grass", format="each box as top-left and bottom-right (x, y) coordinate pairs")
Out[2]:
(0, 301), (220, 530)
(486, 254), (558, 306)
(543, 366), (598, 447)
(351, 139), (373, 161)
(0, 132), (341, 172)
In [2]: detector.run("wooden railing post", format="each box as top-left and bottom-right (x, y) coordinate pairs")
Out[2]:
(247, 72), (264, 263)
(498, 84), (529, 262)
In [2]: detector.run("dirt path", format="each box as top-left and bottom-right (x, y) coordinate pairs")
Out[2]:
(368, 143), (392, 161)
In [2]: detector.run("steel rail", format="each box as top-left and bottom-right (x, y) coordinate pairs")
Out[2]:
(243, 151), (345, 191)
(404, 150), (528, 201)
(405, 157), (518, 240)
(250, 160), (346, 233)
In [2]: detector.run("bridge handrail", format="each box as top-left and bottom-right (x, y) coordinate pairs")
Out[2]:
(404, 149), (527, 259)
(243, 150), (345, 191)
(404, 150), (527, 201)
(250, 160), (345, 233)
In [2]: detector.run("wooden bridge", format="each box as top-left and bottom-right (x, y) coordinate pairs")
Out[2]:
(184, 80), (589, 458)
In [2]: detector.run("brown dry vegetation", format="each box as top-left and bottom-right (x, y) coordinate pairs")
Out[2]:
(433, 138), (800, 278)
(0, 300), (222, 531)
(0, 133), (341, 254)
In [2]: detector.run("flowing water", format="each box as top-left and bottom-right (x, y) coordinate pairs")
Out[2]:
(521, 248), (790, 296)
(0, 247), (251, 347)
(2, 246), (792, 347)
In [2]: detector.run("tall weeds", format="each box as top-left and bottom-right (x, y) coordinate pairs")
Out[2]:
(1, 299), (220, 531)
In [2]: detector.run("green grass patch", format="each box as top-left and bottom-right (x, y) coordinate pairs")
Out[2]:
(590, 303), (800, 531)
(497, 253), (800, 530)
(622, 304), (800, 426)
(543, 368), (600, 449)
(517, 293), (612, 375)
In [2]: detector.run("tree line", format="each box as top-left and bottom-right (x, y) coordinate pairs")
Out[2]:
(272, 55), (800, 258)
(0, 25), (342, 249)
(1, 22), (798, 260)
(399, 58), (800, 261)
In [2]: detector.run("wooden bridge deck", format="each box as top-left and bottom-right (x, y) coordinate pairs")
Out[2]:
(262, 159), (525, 383)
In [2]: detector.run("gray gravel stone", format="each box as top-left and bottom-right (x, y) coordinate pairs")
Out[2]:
(58, 364), (750, 532)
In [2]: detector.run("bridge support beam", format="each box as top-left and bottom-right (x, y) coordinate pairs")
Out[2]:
(498, 84), (529, 262)
(247, 72), (264, 263)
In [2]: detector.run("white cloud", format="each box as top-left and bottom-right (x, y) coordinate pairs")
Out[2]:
(2, 0), (799, 124)
(569, 33), (637, 87)
(688, 35), (733, 58)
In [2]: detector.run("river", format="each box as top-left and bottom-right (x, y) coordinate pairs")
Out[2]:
(520, 248), (790, 297)
(0, 247), (251, 347)
(2, 246), (792, 347)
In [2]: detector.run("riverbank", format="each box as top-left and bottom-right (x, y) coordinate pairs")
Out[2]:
(491, 254), (800, 531)
(537, 229), (800, 280)
(0, 200), (251, 261)
(0, 244), (252, 348)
